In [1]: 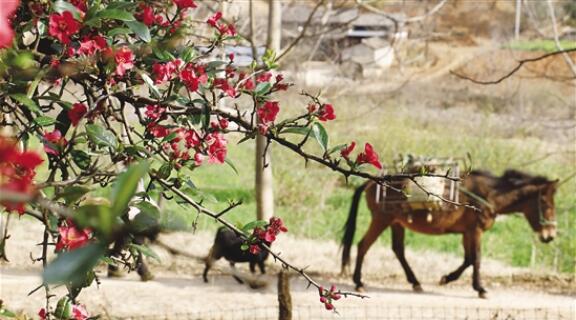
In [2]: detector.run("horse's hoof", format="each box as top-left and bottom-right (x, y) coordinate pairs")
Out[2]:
(478, 291), (488, 299)
(439, 276), (448, 285)
(356, 286), (365, 293)
(107, 269), (125, 278)
(413, 284), (424, 293)
(139, 271), (155, 282)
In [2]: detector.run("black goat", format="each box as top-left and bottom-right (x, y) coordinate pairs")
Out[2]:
(203, 227), (269, 284)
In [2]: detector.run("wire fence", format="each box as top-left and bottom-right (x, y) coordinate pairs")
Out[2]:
(123, 305), (575, 320)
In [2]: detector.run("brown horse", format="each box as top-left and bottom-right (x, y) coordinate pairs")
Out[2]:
(341, 169), (558, 298)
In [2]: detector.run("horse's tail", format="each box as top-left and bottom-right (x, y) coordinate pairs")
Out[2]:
(341, 182), (368, 270)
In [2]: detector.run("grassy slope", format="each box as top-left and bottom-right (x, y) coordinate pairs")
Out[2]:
(157, 92), (575, 274)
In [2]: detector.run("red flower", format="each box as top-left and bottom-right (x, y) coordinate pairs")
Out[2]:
(136, 4), (155, 26)
(180, 63), (207, 92)
(256, 72), (272, 83)
(68, 103), (87, 126)
(307, 103), (317, 114)
(340, 141), (356, 159)
(173, 0), (197, 9)
(70, 0), (87, 12)
(269, 216), (288, 233)
(207, 11), (222, 27)
(55, 221), (92, 252)
(114, 46), (134, 77)
(144, 105), (166, 121)
(257, 101), (280, 134)
(38, 308), (46, 320)
(249, 244), (261, 255)
(205, 133), (227, 164)
(152, 59), (181, 84)
(0, 137), (42, 214)
(77, 35), (107, 56)
(148, 123), (169, 138)
(43, 130), (67, 156)
(218, 117), (229, 129)
(355, 143), (382, 170)
(194, 152), (205, 166)
(184, 129), (201, 148)
(72, 304), (89, 320)
(317, 104), (336, 121)
(0, 0), (19, 49)
(48, 11), (81, 45)
(213, 78), (237, 98)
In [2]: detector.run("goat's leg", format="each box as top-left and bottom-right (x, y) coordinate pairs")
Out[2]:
(203, 246), (217, 283)
(257, 260), (266, 274)
(230, 262), (245, 284)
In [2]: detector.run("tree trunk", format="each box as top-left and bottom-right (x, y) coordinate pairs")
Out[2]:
(255, 0), (282, 221)
(278, 270), (292, 320)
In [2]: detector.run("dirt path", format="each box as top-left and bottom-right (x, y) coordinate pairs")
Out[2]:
(1, 218), (574, 319)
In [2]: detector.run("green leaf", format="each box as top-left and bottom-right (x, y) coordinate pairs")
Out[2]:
(281, 127), (311, 136)
(9, 94), (40, 113)
(240, 243), (249, 251)
(0, 308), (16, 318)
(107, 27), (132, 37)
(312, 122), (329, 152)
(327, 143), (347, 155)
(43, 243), (106, 285)
(140, 73), (162, 99)
(125, 20), (151, 42)
(96, 9), (135, 21)
(206, 61), (227, 71)
(71, 150), (91, 170)
(254, 82), (272, 96)
(129, 243), (160, 262)
(75, 204), (113, 236)
(131, 206), (160, 234)
(34, 116), (57, 127)
(181, 47), (196, 62)
(111, 161), (150, 217)
(241, 220), (267, 233)
(52, 1), (82, 19)
(56, 186), (91, 204)
(86, 124), (118, 149)
(162, 131), (177, 143)
(157, 163), (172, 180)
(224, 158), (239, 175)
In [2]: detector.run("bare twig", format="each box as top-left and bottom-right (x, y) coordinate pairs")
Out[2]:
(450, 48), (576, 85)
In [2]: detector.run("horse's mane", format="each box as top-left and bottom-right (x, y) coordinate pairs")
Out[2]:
(470, 169), (550, 191)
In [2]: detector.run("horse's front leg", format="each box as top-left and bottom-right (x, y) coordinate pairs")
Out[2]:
(471, 229), (487, 298)
(391, 224), (422, 292)
(440, 231), (473, 285)
(353, 216), (390, 291)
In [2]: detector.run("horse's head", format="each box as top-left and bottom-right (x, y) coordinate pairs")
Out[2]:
(495, 170), (558, 243)
(520, 179), (559, 243)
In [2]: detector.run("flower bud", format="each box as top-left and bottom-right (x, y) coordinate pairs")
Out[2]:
(325, 303), (334, 310)
(319, 296), (327, 303)
(332, 293), (341, 300)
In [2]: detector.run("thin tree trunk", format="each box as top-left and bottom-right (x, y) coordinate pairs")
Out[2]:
(278, 270), (292, 320)
(514, 0), (522, 40)
(256, 0), (282, 221)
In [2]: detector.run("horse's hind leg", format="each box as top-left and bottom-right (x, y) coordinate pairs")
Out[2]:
(440, 231), (473, 285)
(353, 216), (390, 291)
(135, 236), (154, 281)
(391, 224), (422, 292)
